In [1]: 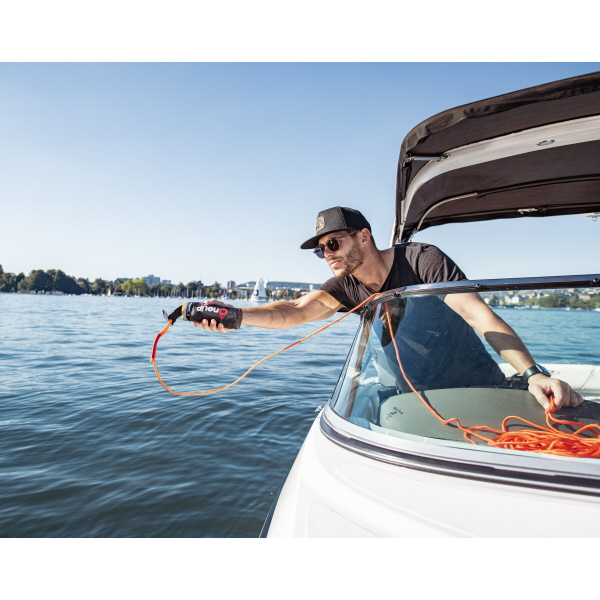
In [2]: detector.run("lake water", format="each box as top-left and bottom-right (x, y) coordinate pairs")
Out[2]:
(1, 294), (599, 537)
(0, 294), (359, 537)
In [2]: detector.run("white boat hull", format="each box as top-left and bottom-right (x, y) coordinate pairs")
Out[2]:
(268, 412), (600, 537)
(267, 364), (600, 537)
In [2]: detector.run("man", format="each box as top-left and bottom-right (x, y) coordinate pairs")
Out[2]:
(197, 206), (583, 411)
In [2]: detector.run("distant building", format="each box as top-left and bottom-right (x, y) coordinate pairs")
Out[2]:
(483, 293), (498, 306)
(227, 280), (236, 289)
(161, 280), (171, 286)
(143, 274), (161, 286)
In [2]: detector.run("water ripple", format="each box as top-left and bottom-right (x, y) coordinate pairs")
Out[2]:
(0, 294), (358, 537)
(3, 296), (596, 536)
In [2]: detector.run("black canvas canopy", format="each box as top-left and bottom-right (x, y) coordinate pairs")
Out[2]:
(394, 72), (600, 243)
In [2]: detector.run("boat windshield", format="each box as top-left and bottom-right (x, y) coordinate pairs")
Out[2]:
(330, 284), (600, 459)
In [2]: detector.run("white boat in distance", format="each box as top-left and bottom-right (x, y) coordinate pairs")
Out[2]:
(262, 71), (600, 537)
(251, 276), (268, 302)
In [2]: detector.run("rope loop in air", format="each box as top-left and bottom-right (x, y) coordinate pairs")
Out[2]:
(150, 296), (600, 458)
(150, 294), (379, 397)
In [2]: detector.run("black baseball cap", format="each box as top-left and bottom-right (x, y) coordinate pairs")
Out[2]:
(300, 206), (371, 249)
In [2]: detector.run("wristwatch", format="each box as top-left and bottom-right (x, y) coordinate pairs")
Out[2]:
(522, 364), (551, 383)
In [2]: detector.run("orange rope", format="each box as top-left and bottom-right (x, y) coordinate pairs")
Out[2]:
(383, 303), (600, 459)
(150, 296), (600, 459)
(150, 294), (379, 397)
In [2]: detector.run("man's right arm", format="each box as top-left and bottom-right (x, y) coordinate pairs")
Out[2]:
(194, 290), (343, 332)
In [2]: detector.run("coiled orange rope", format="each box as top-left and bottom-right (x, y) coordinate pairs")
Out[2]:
(383, 303), (600, 459)
(150, 294), (379, 396)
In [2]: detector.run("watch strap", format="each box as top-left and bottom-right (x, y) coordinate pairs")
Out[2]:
(522, 364), (551, 382)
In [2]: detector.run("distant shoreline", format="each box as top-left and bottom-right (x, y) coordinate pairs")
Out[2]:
(4, 292), (600, 312)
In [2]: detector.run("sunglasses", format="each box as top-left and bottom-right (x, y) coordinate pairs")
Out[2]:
(313, 230), (358, 259)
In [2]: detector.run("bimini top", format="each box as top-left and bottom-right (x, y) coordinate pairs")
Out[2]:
(393, 71), (600, 244)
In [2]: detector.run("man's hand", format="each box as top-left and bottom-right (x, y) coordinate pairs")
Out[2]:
(193, 300), (235, 333)
(528, 374), (584, 411)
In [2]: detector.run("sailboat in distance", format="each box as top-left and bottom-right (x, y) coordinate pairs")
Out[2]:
(250, 276), (268, 302)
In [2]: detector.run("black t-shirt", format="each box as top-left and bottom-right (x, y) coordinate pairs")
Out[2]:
(320, 242), (467, 312)
(321, 243), (507, 390)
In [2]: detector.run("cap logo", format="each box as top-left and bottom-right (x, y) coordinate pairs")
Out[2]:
(315, 216), (325, 233)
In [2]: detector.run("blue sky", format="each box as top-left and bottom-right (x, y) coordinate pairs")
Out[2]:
(2, 62), (599, 286)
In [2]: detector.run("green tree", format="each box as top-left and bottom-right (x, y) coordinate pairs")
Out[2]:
(160, 284), (172, 297)
(91, 278), (105, 295)
(0, 272), (16, 292)
(185, 281), (198, 297)
(121, 280), (134, 295)
(77, 278), (91, 294)
(20, 270), (53, 292)
(569, 296), (598, 310)
(121, 278), (149, 296)
(538, 293), (567, 308)
(44, 269), (80, 294)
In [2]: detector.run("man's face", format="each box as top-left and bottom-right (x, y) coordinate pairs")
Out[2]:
(319, 229), (365, 278)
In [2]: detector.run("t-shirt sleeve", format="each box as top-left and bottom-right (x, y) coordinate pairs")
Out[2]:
(411, 244), (467, 284)
(319, 277), (349, 307)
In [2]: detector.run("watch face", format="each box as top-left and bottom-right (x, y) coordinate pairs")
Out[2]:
(538, 365), (551, 377)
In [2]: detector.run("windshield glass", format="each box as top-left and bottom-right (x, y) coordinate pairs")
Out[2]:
(330, 286), (600, 460)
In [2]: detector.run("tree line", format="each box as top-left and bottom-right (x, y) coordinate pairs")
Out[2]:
(525, 293), (600, 310)
(0, 265), (221, 298)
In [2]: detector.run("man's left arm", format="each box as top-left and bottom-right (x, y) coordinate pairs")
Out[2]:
(444, 292), (584, 410)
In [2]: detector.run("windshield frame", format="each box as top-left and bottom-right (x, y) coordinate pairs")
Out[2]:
(321, 273), (600, 495)
(373, 273), (600, 304)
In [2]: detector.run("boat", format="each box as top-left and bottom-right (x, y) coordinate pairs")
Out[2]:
(261, 72), (600, 537)
(250, 276), (269, 302)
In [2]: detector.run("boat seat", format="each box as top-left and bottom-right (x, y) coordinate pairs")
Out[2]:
(377, 387), (600, 444)
(498, 363), (600, 397)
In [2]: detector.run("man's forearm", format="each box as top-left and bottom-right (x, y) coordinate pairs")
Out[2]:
(481, 325), (536, 375)
(446, 293), (536, 374)
(199, 290), (341, 332)
(445, 294), (582, 410)
(470, 304), (583, 408)
(241, 301), (309, 329)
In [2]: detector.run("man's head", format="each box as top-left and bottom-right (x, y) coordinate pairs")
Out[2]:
(300, 207), (375, 278)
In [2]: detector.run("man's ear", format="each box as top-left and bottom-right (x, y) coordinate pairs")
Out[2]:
(360, 228), (371, 246)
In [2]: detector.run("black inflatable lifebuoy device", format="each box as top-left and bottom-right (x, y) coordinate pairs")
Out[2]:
(163, 302), (243, 330)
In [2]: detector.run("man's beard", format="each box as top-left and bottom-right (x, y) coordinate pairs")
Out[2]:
(332, 240), (364, 278)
